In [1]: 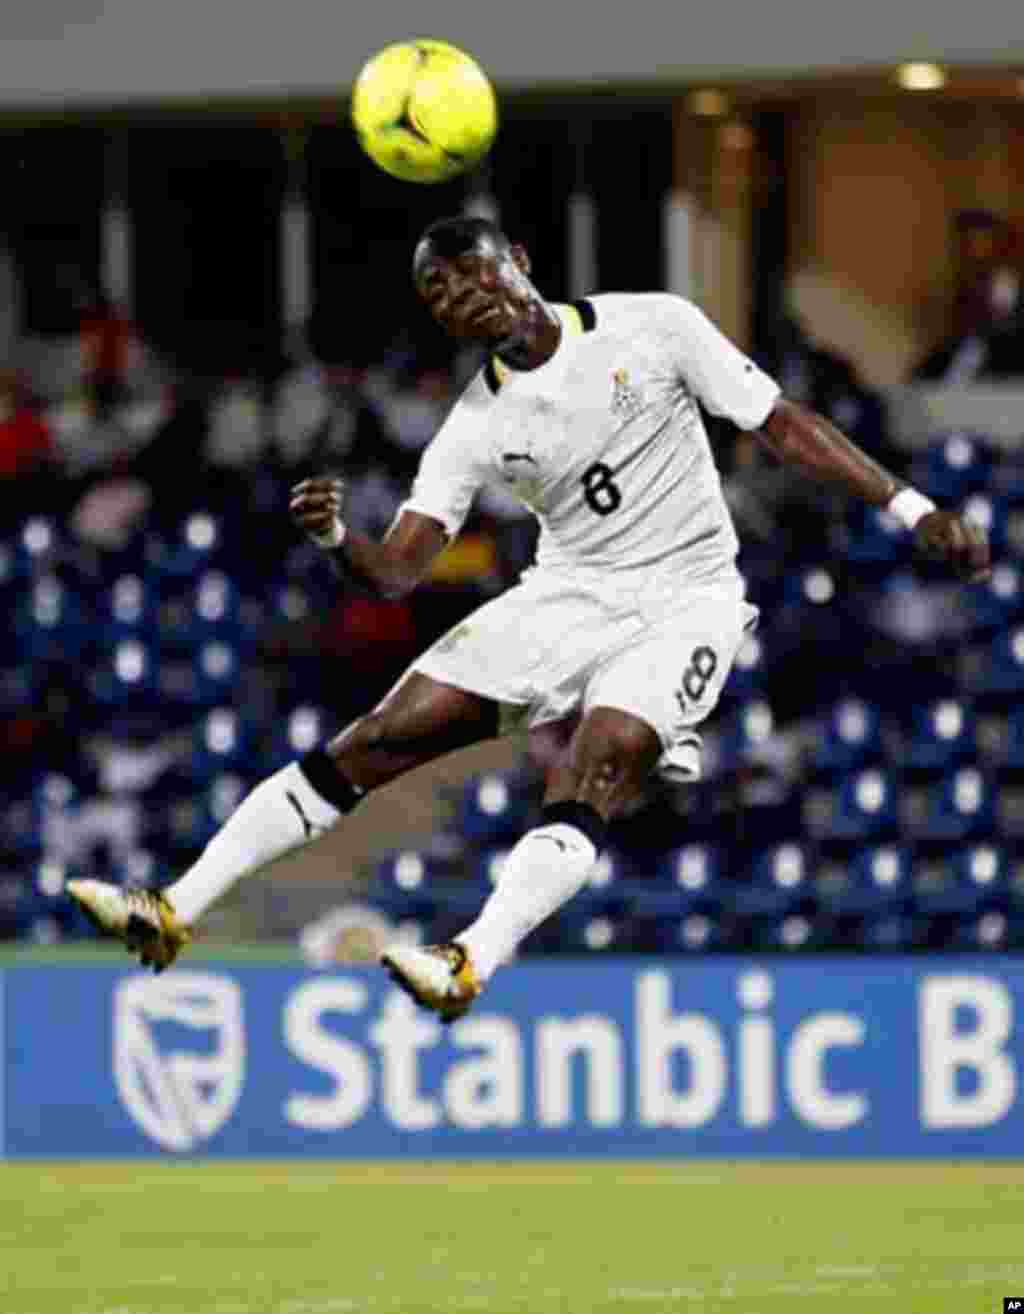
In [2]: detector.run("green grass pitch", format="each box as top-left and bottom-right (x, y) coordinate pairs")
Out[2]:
(6, 1159), (1024, 1313)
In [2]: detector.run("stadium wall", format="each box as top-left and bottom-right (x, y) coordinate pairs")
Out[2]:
(0, 0), (1022, 107)
(785, 99), (1024, 385)
(5, 957), (1022, 1158)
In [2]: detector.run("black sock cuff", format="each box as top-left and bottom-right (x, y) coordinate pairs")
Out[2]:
(298, 748), (364, 814)
(540, 800), (607, 852)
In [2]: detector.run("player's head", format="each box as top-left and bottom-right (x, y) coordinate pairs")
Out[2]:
(413, 215), (536, 343)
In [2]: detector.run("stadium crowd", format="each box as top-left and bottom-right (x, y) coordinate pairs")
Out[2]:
(3, 281), (1024, 959)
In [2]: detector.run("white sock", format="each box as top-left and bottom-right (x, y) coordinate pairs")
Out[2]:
(166, 761), (344, 926)
(456, 822), (598, 982)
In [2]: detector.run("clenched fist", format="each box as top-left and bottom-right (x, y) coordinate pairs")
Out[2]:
(290, 475), (347, 548)
(915, 509), (990, 582)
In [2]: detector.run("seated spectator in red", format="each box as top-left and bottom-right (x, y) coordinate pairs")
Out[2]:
(0, 369), (51, 477)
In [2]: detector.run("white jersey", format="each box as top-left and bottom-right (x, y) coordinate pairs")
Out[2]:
(403, 292), (780, 600)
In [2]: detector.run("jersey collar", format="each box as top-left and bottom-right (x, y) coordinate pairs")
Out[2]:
(484, 298), (597, 395)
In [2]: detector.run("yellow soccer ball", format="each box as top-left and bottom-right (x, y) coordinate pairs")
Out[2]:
(351, 39), (498, 184)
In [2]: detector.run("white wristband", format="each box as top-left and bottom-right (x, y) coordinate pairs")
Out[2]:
(887, 488), (936, 531)
(309, 518), (347, 550)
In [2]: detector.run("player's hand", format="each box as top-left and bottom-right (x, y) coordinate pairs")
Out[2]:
(290, 475), (346, 548)
(914, 509), (991, 583)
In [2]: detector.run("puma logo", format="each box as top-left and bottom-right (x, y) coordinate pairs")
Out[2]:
(286, 790), (316, 840)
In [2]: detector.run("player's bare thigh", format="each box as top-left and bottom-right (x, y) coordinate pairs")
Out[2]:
(325, 671), (499, 791)
(530, 706), (661, 821)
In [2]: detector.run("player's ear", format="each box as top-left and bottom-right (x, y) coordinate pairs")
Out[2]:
(509, 244), (531, 277)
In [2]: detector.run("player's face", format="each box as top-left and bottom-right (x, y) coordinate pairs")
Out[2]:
(415, 236), (533, 342)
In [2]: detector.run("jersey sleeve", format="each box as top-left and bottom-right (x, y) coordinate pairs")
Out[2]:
(398, 376), (489, 539)
(665, 296), (781, 430)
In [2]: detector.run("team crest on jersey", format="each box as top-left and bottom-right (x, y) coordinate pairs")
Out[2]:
(611, 367), (644, 420)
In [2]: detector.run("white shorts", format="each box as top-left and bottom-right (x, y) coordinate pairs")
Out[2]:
(410, 570), (758, 781)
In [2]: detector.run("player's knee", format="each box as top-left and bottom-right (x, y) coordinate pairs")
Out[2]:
(577, 722), (657, 796)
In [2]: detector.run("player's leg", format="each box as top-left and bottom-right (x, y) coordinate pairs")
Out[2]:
(69, 673), (498, 970)
(447, 708), (659, 988)
(403, 594), (752, 1014)
(384, 581), (740, 1019)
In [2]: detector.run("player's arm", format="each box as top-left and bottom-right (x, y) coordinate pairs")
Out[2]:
(658, 295), (990, 585)
(290, 476), (448, 598)
(755, 398), (990, 582)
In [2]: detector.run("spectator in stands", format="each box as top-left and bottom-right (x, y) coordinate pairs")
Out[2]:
(365, 362), (454, 474)
(77, 288), (139, 407)
(0, 368), (51, 481)
(761, 315), (891, 452)
(914, 210), (1024, 383)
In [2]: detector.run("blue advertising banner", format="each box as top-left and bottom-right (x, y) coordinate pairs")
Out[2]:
(3, 957), (1023, 1157)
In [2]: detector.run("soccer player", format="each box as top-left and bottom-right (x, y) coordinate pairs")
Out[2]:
(70, 215), (989, 1020)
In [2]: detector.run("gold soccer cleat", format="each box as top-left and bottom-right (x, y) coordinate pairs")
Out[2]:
(381, 941), (481, 1024)
(67, 880), (191, 973)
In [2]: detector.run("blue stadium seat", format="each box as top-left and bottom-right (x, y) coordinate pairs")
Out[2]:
(174, 640), (244, 709)
(91, 637), (161, 708)
(751, 910), (833, 952)
(265, 578), (319, 628)
(958, 563), (1024, 637)
(783, 564), (839, 609)
(904, 699), (976, 772)
(980, 624), (1024, 695)
(912, 433), (993, 501)
(824, 845), (913, 917)
(812, 698), (883, 774)
(914, 846), (1009, 919)
(189, 707), (258, 781)
(0, 874), (48, 940)
(733, 843), (812, 919)
(558, 910), (631, 953)
(960, 493), (1008, 559)
(659, 843), (724, 898)
(15, 573), (91, 663)
(0, 791), (44, 857)
(948, 910), (1012, 951)
(162, 569), (247, 653)
(950, 842), (1007, 895)
(722, 631), (768, 699)
(853, 912), (919, 951)
(0, 664), (38, 715)
(563, 850), (631, 918)
(640, 909), (740, 954)
(819, 768), (900, 841)
(370, 849), (447, 920)
(717, 699), (776, 770)
(1004, 503), (1024, 561)
(628, 849), (721, 921)
(98, 573), (160, 644)
(147, 511), (226, 581)
(266, 704), (334, 770)
(27, 854), (89, 935)
(840, 504), (908, 565)
(110, 849), (173, 891)
(991, 453), (1024, 502)
(456, 771), (534, 844)
(163, 773), (249, 854)
(0, 538), (16, 596)
(994, 706), (1024, 769)
(10, 516), (62, 579)
(916, 767), (996, 843)
(204, 772), (250, 829)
